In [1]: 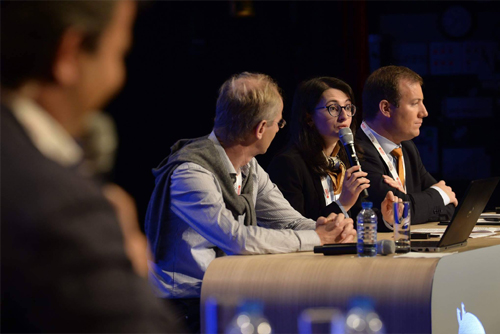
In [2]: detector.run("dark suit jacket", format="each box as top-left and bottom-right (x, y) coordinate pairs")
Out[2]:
(267, 146), (356, 221)
(356, 128), (455, 231)
(1, 106), (178, 333)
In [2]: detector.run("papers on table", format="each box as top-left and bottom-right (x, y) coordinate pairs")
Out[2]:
(478, 213), (500, 224)
(413, 226), (500, 239)
(394, 252), (457, 258)
(471, 226), (500, 233)
(477, 219), (499, 224)
(479, 213), (500, 219)
(469, 233), (498, 239)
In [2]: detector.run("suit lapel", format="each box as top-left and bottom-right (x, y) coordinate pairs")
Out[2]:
(401, 143), (413, 193)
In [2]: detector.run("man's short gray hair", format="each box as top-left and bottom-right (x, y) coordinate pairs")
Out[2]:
(214, 72), (282, 144)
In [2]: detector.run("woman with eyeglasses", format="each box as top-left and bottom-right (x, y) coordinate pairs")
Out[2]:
(268, 77), (397, 221)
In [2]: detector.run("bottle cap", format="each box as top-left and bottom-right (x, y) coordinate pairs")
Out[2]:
(348, 296), (375, 311)
(237, 300), (265, 315)
(361, 201), (373, 209)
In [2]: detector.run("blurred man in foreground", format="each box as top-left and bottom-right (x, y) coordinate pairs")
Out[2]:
(1, 1), (179, 332)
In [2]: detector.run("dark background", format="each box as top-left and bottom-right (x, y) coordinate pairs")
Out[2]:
(105, 1), (500, 226)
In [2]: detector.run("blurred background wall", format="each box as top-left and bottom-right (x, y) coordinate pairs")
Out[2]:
(105, 1), (500, 227)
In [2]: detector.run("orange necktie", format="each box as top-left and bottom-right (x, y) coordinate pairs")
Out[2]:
(390, 147), (405, 189)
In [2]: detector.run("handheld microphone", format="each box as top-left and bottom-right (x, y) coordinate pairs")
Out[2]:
(314, 243), (357, 255)
(377, 239), (395, 255)
(339, 128), (369, 198)
(313, 240), (395, 256)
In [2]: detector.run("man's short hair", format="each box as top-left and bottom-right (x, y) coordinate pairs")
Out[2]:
(362, 65), (423, 120)
(214, 72), (283, 144)
(1, 1), (115, 89)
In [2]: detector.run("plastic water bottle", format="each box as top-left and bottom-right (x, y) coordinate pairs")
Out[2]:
(225, 300), (273, 334)
(357, 202), (377, 257)
(345, 297), (385, 334)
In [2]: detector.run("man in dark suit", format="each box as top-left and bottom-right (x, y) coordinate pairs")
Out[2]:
(356, 65), (457, 231)
(1, 1), (179, 332)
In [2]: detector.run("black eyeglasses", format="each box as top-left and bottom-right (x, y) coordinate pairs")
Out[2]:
(277, 118), (286, 129)
(268, 118), (286, 129)
(315, 104), (357, 117)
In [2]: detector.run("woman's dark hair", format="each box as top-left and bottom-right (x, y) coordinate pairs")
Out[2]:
(289, 77), (358, 176)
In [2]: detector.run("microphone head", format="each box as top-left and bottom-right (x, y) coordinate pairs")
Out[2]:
(377, 239), (395, 255)
(339, 127), (354, 146)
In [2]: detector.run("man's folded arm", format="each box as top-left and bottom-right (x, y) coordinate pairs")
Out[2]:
(170, 163), (320, 255)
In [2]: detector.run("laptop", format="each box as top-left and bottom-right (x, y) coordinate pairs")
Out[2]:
(411, 177), (500, 252)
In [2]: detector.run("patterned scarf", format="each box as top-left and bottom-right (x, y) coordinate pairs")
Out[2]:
(323, 145), (346, 195)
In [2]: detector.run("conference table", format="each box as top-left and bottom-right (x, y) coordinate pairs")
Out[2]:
(200, 222), (500, 334)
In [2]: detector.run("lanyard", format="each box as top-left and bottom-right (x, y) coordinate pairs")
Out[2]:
(360, 121), (406, 192)
(320, 175), (340, 205)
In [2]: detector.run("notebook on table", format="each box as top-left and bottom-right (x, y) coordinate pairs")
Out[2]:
(411, 177), (500, 252)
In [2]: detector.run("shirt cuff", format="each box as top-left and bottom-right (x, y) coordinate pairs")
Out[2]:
(431, 185), (451, 206)
(382, 217), (394, 231)
(295, 230), (321, 251)
(334, 199), (350, 218)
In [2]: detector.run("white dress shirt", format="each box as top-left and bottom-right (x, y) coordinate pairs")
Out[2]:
(10, 96), (83, 167)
